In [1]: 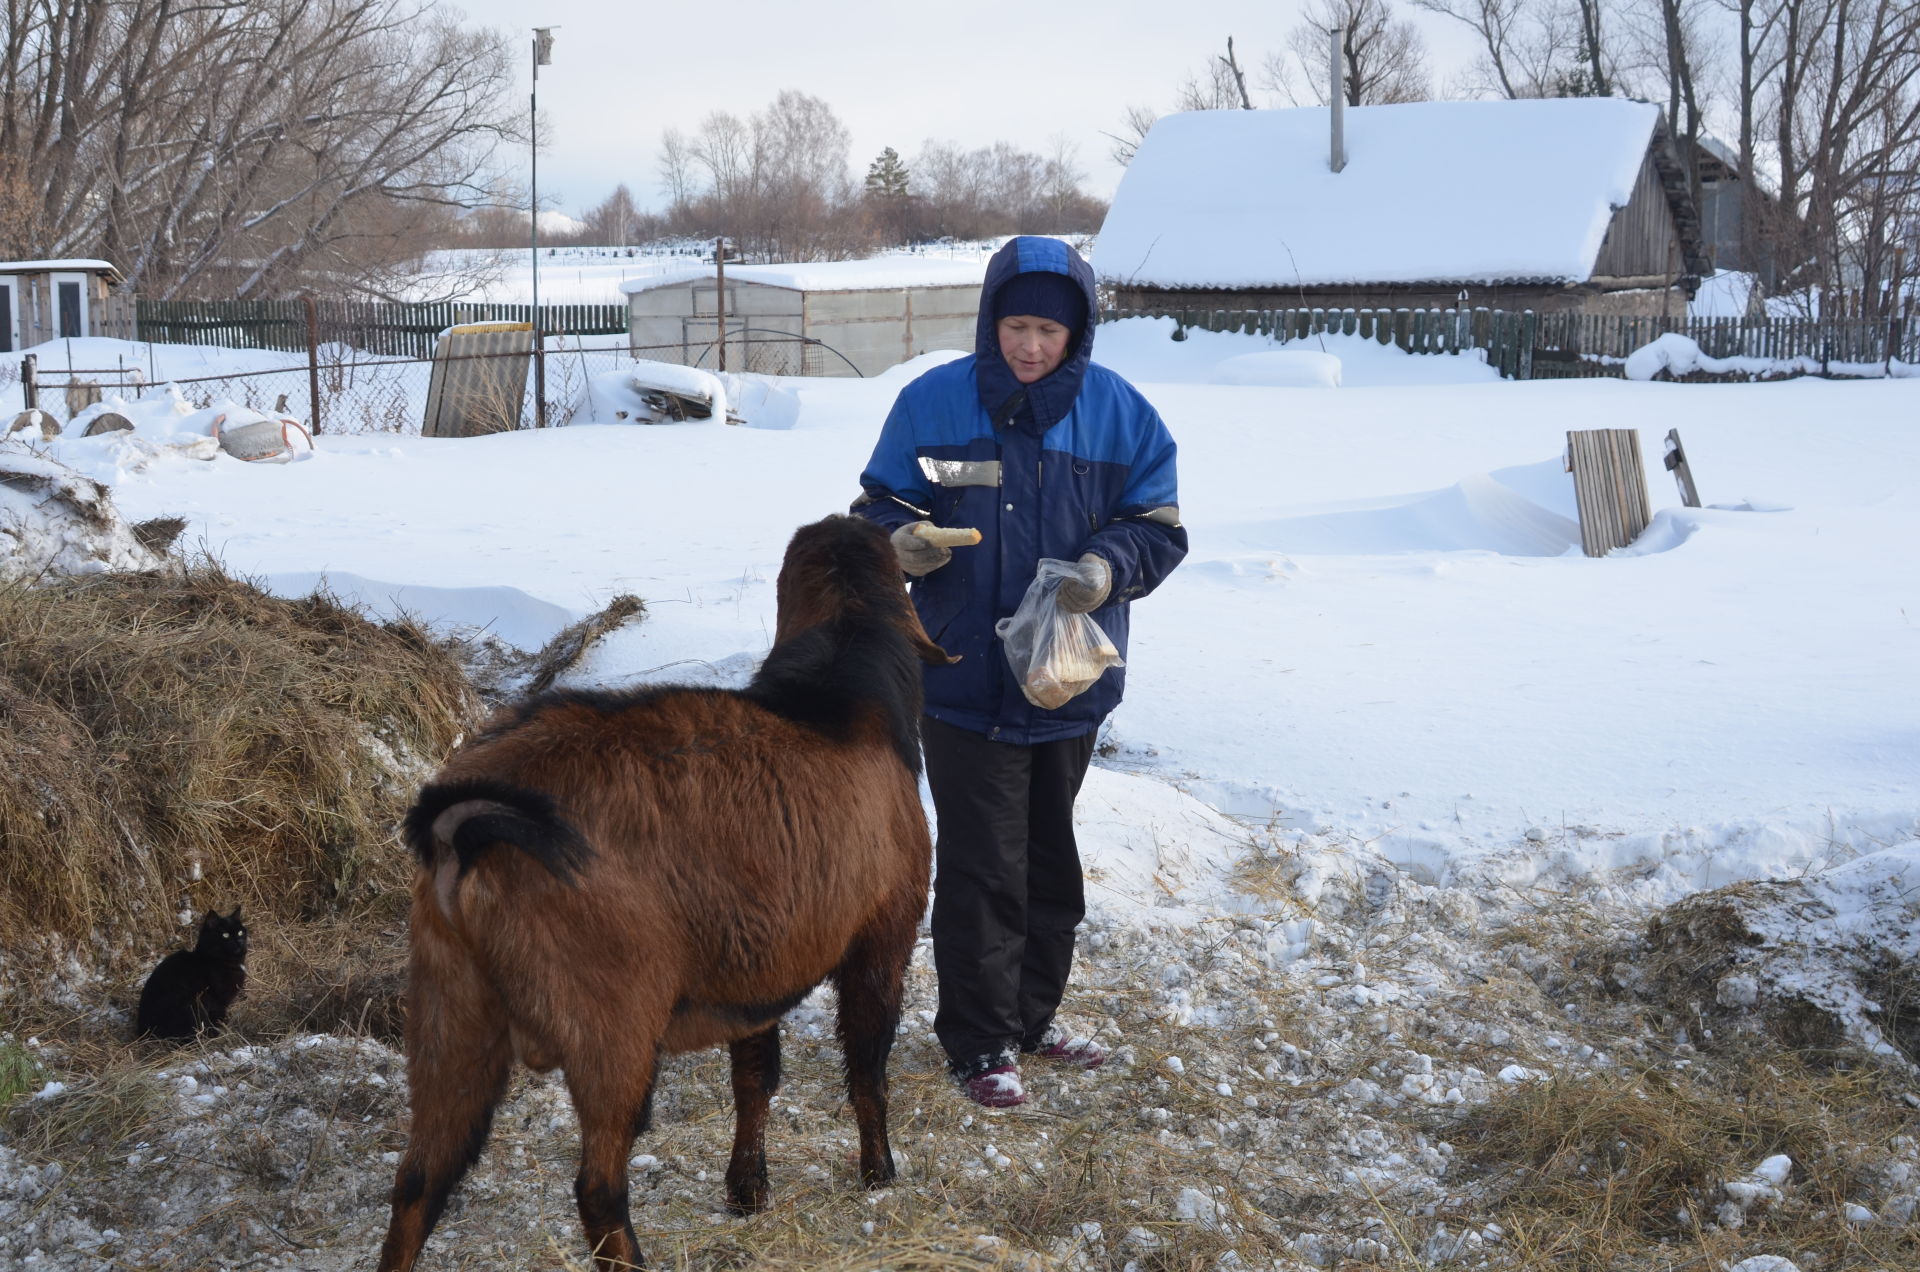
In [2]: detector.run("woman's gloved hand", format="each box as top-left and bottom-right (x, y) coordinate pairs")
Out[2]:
(890, 521), (952, 577)
(1056, 553), (1111, 612)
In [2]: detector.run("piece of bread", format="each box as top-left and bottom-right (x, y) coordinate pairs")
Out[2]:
(911, 524), (982, 547)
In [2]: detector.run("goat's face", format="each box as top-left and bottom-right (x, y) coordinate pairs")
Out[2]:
(775, 516), (957, 666)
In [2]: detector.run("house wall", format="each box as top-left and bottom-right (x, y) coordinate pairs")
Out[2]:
(1591, 152), (1681, 280)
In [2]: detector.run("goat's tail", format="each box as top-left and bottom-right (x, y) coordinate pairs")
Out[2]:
(403, 778), (593, 893)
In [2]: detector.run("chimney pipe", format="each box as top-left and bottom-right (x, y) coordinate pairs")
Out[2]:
(1330, 26), (1347, 173)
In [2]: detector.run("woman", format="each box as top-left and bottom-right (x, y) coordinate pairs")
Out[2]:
(852, 235), (1187, 1107)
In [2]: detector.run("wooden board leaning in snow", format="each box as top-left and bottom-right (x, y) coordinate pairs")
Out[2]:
(1565, 428), (1652, 557)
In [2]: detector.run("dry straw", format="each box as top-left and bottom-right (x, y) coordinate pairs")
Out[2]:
(0, 562), (477, 995)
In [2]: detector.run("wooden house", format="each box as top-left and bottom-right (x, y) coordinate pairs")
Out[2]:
(622, 258), (984, 378)
(1095, 99), (1710, 318)
(0, 260), (129, 352)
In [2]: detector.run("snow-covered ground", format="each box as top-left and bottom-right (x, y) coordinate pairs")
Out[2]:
(13, 319), (1915, 911)
(4, 318), (1917, 1268)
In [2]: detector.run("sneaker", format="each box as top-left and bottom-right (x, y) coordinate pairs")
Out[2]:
(955, 1057), (1028, 1108)
(1023, 1025), (1107, 1070)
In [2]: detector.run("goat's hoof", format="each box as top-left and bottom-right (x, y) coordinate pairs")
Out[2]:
(861, 1160), (898, 1188)
(725, 1179), (770, 1215)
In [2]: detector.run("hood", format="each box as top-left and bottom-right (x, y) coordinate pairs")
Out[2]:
(973, 237), (1100, 436)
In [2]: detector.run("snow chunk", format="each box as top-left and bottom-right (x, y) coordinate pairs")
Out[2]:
(0, 443), (166, 580)
(1211, 350), (1341, 388)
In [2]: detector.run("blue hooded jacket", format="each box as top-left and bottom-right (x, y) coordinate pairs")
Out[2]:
(852, 236), (1187, 744)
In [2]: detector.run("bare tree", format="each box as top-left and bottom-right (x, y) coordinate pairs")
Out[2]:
(912, 137), (1103, 238)
(657, 126), (698, 219)
(1041, 134), (1090, 228)
(752, 89), (855, 259)
(1, 0), (518, 299)
(1104, 104), (1161, 167)
(1768, 0), (1920, 307)
(582, 184), (647, 248)
(1409, 0), (1582, 97)
(1275, 0), (1434, 105)
(1106, 36), (1266, 168)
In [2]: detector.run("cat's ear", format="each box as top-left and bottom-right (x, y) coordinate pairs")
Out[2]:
(228, 906), (242, 922)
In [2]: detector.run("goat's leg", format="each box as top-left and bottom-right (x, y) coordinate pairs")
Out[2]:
(568, 1047), (656, 1270)
(833, 918), (914, 1187)
(725, 1025), (781, 1213)
(376, 979), (513, 1272)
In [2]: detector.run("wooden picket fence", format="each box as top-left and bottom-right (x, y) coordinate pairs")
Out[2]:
(136, 299), (628, 359)
(1099, 305), (1918, 380)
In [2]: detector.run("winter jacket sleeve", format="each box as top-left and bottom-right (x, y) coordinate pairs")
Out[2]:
(850, 389), (933, 533)
(1083, 405), (1187, 604)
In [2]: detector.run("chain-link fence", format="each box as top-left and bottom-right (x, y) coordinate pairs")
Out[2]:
(15, 333), (843, 436)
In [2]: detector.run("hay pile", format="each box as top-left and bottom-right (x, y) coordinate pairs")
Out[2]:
(0, 562), (478, 1022)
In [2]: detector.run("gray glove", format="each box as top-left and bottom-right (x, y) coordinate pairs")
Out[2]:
(1056, 553), (1112, 612)
(890, 521), (951, 577)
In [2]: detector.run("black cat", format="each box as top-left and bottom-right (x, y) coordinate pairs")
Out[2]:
(134, 907), (248, 1043)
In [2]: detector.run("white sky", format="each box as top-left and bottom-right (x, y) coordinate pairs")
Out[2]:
(449, 0), (1484, 217)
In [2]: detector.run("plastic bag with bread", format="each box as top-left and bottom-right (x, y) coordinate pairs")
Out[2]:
(994, 558), (1125, 710)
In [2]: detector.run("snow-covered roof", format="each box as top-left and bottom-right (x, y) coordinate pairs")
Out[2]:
(0, 258), (121, 278)
(1094, 98), (1664, 290)
(621, 256), (986, 296)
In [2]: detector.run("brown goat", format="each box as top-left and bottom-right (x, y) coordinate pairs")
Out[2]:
(375, 515), (954, 1270)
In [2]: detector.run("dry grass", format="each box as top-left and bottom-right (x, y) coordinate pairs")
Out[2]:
(0, 561), (477, 1015)
(0, 1038), (43, 1110)
(1454, 1051), (1920, 1270)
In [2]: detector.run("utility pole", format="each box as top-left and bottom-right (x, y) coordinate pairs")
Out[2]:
(531, 26), (555, 427)
(715, 237), (728, 373)
(1330, 27), (1347, 173)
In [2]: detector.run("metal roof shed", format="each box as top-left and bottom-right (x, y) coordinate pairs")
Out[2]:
(621, 257), (985, 377)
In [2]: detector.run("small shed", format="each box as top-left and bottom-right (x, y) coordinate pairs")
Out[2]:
(1095, 99), (1711, 318)
(621, 257), (985, 378)
(0, 260), (129, 353)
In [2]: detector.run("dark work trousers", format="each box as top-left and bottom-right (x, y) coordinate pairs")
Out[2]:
(922, 714), (1099, 1072)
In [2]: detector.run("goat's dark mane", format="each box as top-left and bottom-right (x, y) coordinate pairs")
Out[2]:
(742, 615), (924, 775)
(486, 520), (924, 775)
(742, 517), (926, 774)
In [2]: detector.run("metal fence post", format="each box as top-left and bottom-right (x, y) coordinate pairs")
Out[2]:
(21, 354), (35, 411)
(303, 294), (323, 435)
